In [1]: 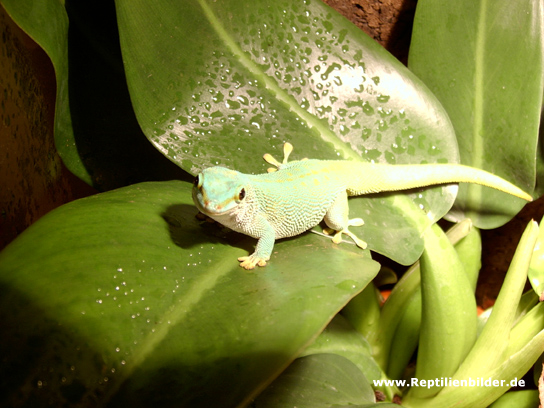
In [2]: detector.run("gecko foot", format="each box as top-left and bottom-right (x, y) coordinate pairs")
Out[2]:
(344, 230), (368, 249)
(323, 228), (347, 245)
(238, 255), (268, 269)
(263, 142), (294, 172)
(323, 227), (368, 249)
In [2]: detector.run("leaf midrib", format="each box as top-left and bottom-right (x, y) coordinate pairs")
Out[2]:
(196, 0), (360, 161)
(104, 255), (235, 399)
(471, 0), (487, 204)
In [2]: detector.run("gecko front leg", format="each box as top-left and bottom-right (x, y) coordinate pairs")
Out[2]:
(237, 218), (276, 269)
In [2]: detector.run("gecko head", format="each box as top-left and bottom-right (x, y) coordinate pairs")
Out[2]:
(192, 166), (249, 216)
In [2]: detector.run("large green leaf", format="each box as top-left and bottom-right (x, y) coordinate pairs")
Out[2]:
(251, 354), (375, 407)
(489, 390), (540, 408)
(0, 0), (90, 184)
(0, 181), (380, 407)
(412, 223), (477, 398)
(66, 1), (194, 190)
(1, 0), (192, 190)
(300, 314), (383, 383)
(251, 353), (402, 408)
(115, 0), (460, 265)
(408, 0), (542, 227)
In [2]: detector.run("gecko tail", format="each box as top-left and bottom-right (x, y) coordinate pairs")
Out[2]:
(349, 163), (533, 201)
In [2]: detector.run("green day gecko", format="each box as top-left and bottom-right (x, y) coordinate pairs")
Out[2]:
(192, 143), (532, 269)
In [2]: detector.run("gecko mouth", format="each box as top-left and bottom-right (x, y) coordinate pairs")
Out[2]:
(193, 196), (235, 217)
(200, 206), (230, 216)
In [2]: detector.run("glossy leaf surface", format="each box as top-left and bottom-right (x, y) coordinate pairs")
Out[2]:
(0, 181), (380, 407)
(409, 0), (542, 227)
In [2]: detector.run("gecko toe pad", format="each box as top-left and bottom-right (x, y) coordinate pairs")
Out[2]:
(238, 255), (268, 269)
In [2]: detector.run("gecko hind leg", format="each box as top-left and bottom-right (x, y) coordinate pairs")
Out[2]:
(263, 142), (294, 172)
(323, 223), (368, 249)
(323, 193), (368, 249)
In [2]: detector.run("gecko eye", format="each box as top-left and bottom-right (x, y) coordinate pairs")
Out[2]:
(193, 175), (201, 188)
(238, 188), (246, 201)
